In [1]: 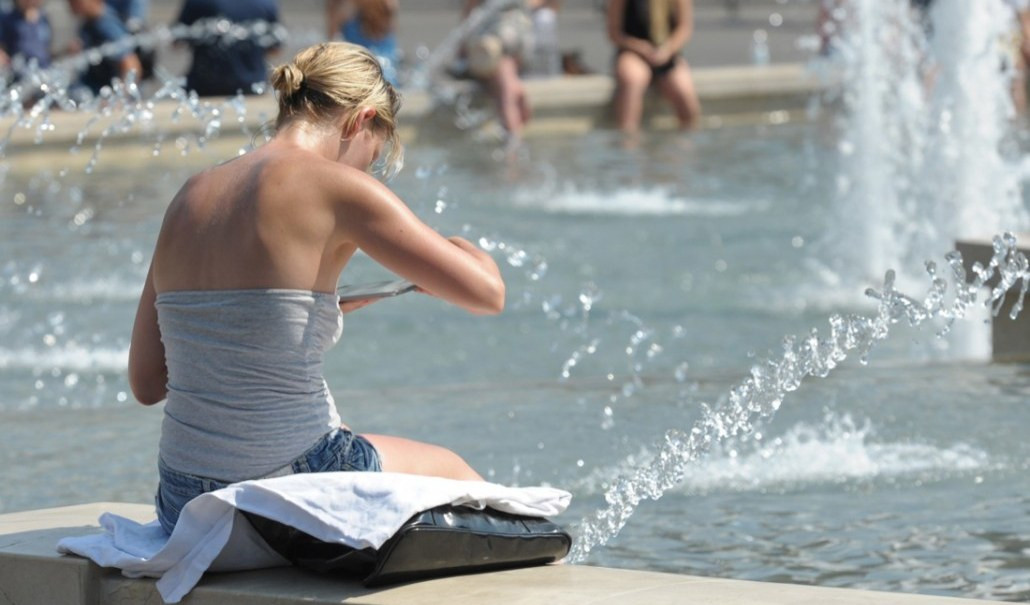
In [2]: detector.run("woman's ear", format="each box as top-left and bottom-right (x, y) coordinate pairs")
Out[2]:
(357, 107), (377, 130)
(339, 107), (379, 140)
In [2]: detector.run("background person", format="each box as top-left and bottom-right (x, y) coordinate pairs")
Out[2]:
(66, 0), (142, 95)
(104, 0), (153, 80)
(528, 0), (561, 77)
(462, 0), (534, 141)
(325, 0), (399, 85)
(128, 42), (506, 534)
(103, 0), (146, 31)
(175, 0), (280, 97)
(607, 0), (701, 132)
(0, 0), (52, 82)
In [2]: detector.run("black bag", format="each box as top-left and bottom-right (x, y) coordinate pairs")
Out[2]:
(243, 504), (572, 587)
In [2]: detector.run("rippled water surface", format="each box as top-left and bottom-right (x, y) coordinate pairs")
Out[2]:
(2, 121), (1029, 600)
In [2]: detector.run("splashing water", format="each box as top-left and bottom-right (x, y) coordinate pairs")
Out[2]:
(824, 0), (1028, 284)
(0, 18), (286, 172)
(567, 233), (1029, 562)
(569, 412), (993, 496)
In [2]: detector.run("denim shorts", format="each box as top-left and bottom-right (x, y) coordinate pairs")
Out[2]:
(155, 428), (381, 534)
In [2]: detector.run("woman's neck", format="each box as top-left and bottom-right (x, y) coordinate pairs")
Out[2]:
(274, 121), (338, 161)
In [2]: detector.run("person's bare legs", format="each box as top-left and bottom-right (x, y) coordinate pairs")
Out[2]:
(489, 55), (531, 139)
(362, 433), (483, 481)
(613, 51), (652, 133)
(658, 60), (702, 130)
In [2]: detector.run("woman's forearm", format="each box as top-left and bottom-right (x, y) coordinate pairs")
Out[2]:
(661, 0), (693, 55)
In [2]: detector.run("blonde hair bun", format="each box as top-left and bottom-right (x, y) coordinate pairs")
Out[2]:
(270, 42), (404, 178)
(271, 63), (305, 98)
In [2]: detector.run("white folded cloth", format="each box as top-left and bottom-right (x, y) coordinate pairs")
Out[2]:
(57, 472), (572, 603)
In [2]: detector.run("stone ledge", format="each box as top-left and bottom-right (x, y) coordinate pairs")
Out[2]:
(0, 502), (991, 605)
(0, 62), (833, 158)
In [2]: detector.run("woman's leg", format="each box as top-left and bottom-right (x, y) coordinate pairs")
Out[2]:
(657, 59), (702, 130)
(613, 51), (653, 133)
(361, 433), (483, 481)
(490, 55), (531, 138)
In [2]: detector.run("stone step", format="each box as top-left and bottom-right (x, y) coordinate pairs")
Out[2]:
(0, 502), (990, 605)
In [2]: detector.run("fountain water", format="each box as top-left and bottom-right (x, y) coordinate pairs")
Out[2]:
(568, 233), (1030, 562)
(824, 0), (1028, 286)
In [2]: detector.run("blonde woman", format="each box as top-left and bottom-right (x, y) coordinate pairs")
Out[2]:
(607, 0), (701, 132)
(129, 42), (506, 534)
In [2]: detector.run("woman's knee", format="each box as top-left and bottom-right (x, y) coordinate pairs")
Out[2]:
(615, 54), (651, 93)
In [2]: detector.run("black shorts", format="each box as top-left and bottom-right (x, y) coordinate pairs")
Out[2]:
(616, 49), (681, 78)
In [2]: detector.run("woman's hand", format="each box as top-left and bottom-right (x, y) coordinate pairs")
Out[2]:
(338, 297), (379, 314)
(649, 44), (673, 67)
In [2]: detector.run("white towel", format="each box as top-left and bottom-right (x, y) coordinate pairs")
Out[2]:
(57, 472), (572, 603)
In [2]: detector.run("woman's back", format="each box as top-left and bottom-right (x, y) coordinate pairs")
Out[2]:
(152, 146), (353, 295)
(157, 288), (344, 481)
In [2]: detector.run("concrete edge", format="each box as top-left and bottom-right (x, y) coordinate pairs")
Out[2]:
(0, 502), (995, 605)
(0, 62), (836, 157)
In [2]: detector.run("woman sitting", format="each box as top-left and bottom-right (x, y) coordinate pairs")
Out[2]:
(128, 42), (506, 534)
(607, 0), (702, 133)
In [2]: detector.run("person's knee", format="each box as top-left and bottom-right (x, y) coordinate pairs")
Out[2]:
(617, 69), (650, 94)
(436, 445), (481, 481)
(615, 56), (650, 92)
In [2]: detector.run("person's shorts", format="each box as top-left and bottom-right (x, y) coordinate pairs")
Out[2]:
(156, 428), (381, 534)
(616, 49), (682, 78)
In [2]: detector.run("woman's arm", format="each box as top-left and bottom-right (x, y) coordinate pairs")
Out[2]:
(656, 0), (693, 60)
(128, 263), (168, 405)
(607, 0), (657, 59)
(336, 172), (505, 315)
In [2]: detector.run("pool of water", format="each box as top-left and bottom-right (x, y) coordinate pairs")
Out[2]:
(2, 119), (1029, 600)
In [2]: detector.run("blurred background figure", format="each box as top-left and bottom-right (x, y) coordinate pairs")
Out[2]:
(1002, 0), (1030, 113)
(103, 0), (146, 31)
(528, 0), (560, 77)
(66, 0), (141, 95)
(462, 0), (534, 141)
(325, 0), (399, 85)
(103, 0), (153, 80)
(175, 0), (280, 97)
(607, 0), (701, 133)
(0, 0), (52, 83)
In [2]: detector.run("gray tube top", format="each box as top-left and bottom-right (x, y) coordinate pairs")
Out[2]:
(156, 289), (344, 482)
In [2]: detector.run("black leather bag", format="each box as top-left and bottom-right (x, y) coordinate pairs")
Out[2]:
(243, 504), (572, 586)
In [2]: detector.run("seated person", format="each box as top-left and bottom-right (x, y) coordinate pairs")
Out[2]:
(175, 0), (280, 97)
(528, 0), (561, 78)
(607, 0), (701, 132)
(462, 0), (534, 140)
(129, 42), (505, 534)
(0, 0), (52, 82)
(66, 0), (142, 95)
(104, 0), (148, 32)
(326, 0), (399, 85)
(104, 0), (154, 80)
